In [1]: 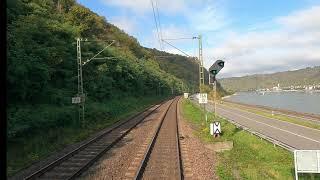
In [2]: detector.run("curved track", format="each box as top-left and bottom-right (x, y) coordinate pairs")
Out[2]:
(23, 97), (184, 180)
(135, 97), (183, 180)
(24, 100), (166, 180)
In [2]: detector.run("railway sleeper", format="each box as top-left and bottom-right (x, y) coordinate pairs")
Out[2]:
(39, 171), (73, 179)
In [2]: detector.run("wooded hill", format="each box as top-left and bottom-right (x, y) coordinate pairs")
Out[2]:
(7, 0), (207, 175)
(7, 0), (204, 138)
(147, 47), (209, 92)
(220, 66), (320, 92)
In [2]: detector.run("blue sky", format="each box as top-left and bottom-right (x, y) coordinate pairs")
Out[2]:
(77, 0), (320, 77)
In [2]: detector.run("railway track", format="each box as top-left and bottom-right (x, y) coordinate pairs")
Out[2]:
(23, 100), (168, 180)
(124, 97), (183, 180)
(23, 97), (184, 180)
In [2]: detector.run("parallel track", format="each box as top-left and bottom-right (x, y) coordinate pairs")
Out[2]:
(24, 100), (168, 180)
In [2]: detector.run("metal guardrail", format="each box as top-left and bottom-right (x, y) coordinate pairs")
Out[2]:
(218, 115), (296, 152)
(188, 98), (296, 152)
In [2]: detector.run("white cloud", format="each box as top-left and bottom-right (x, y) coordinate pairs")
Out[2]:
(207, 5), (320, 78)
(109, 16), (138, 35)
(101, 0), (227, 31)
(99, 0), (320, 78)
(277, 5), (320, 31)
(100, 0), (189, 14)
(187, 2), (229, 32)
(100, 0), (229, 57)
(100, 0), (151, 13)
(143, 24), (197, 54)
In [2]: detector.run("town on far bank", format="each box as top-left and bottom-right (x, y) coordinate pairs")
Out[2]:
(253, 83), (320, 93)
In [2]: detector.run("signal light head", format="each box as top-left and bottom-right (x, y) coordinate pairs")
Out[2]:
(211, 70), (217, 75)
(218, 61), (224, 67)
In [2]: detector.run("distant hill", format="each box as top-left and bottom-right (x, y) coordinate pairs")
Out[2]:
(220, 66), (320, 92)
(146, 48), (209, 92)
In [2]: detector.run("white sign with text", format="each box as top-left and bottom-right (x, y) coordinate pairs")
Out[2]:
(198, 93), (207, 104)
(72, 97), (81, 104)
(294, 150), (320, 180)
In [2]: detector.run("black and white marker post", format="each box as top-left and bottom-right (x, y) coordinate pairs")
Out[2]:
(210, 122), (221, 138)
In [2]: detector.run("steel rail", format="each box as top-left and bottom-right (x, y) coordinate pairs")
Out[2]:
(24, 100), (168, 180)
(176, 98), (184, 179)
(135, 97), (182, 179)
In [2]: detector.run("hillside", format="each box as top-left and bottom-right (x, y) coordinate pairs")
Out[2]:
(220, 66), (320, 92)
(147, 48), (209, 92)
(6, 0), (203, 176)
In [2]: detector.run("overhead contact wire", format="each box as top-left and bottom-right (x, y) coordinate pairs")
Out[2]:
(150, 0), (162, 50)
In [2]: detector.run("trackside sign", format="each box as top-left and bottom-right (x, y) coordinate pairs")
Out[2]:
(294, 150), (320, 180)
(198, 93), (207, 104)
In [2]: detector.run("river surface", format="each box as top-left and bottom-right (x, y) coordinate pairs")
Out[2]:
(226, 91), (320, 115)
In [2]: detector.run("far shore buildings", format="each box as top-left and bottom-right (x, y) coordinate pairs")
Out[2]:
(272, 83), (282, 91)
(256, 83), (320, 91)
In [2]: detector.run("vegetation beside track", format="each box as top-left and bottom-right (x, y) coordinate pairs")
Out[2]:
(7, 96), (167, 177)
(7, 0), (187, 177)
(181, 99), (319, 180)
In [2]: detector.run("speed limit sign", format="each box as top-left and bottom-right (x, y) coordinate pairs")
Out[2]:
(199, 93), (207, 104)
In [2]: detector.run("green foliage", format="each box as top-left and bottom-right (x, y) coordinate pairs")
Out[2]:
(7, 0), (186, 139)
(6, 0), (188, 176)
(146, 48), (210, 93)
(7, 96), (166, 176)
(181, 99), (295, 179)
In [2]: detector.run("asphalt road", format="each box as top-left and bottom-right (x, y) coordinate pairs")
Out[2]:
(213, 103), (320, 150)
(190, 95), (320, 150)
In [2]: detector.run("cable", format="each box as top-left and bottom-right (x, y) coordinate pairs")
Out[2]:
(154, 0), (163, 50)
(162, 39), (192, 57)
(162, 37), (195, 40)
(150, 0), (162, 50)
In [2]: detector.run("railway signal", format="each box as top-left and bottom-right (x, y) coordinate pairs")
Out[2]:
(209, 60), (224, 78)
(209, 60), (225, 118)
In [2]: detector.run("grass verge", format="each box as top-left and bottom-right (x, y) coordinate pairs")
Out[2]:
(181, 99), (319, 180)
(7, 95), (168, 177)
(222, 102), (320, 130)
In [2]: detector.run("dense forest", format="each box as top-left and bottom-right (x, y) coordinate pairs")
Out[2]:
(220, 66), (320, 92)
(6, 0), (198, 139)
(6, 0), (207, 176)
(147, 47), (209, 92)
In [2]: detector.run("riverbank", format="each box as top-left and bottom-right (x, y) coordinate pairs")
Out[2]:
(223, 100), (320, 121)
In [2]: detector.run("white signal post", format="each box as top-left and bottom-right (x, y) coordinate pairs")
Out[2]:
(209, 60), (225, 119)
(215, 80), (217, 118)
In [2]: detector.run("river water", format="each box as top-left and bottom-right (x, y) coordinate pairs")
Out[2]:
(226, 91), (320, 115)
